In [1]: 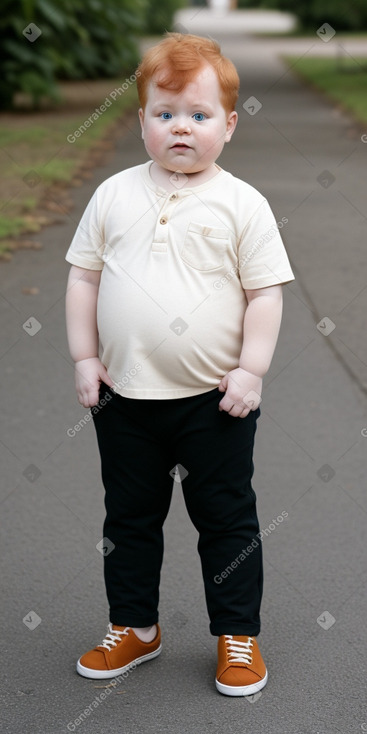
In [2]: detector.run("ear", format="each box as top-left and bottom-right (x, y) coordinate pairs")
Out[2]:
(138, 108), (144, 139)
(224, 111), (238, 143)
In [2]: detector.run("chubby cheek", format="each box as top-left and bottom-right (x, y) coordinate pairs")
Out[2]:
(142, 123), (165, 155)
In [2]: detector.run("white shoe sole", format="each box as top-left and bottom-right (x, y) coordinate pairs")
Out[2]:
(215, 668), (268, 696)
(76, 643), (162, 679)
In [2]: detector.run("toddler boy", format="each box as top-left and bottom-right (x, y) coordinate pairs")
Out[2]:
(65, 32), (294, 696)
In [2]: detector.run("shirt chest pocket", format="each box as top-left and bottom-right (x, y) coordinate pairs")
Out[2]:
(180, 222), (229, 271)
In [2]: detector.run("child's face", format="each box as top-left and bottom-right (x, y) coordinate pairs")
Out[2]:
(138, 63), (238, 176)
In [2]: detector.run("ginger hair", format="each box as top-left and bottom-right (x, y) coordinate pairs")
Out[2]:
(136, 33), (240, 114)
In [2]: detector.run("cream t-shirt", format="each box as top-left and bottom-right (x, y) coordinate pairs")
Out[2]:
(65, 161), (295, 399)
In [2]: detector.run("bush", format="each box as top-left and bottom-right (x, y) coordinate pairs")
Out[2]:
(0, 0), (146, 109)
(144, 0), (187, 35)
(262, 0), (367, 31)
(53, 0), (147, 80)
(0, 0), (190, 110)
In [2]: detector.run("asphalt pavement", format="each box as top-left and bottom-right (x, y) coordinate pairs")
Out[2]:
(1, 9), (367, 734)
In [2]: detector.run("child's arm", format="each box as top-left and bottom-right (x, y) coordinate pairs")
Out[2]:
(66, 265), (114, 408)
(218, 284), (283, 418)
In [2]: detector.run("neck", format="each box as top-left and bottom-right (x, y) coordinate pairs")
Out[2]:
(150, 162), (220, 190)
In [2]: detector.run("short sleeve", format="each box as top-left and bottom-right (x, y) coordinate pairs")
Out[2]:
(65, 189), (105, 270)
(238, 199), (295, 289)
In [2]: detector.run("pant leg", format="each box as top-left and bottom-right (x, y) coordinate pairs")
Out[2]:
(92, 384), (174, 627)
(171, 388), (263, 637)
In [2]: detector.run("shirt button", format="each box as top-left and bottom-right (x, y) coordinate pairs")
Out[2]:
(160, 216), (168, 224)
(169, 193), (178, 200)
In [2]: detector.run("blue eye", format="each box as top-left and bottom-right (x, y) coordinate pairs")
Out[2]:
(160, 112), (172, 120)
(193, 113), (206, 121)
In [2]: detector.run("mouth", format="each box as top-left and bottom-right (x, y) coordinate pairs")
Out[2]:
(170, 143), (191, 150)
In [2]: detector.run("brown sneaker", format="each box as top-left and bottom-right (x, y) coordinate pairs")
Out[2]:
(215, 634), (268, 696)
(76, 623), (161, 679)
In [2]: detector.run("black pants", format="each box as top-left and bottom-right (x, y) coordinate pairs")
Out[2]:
(92, 384), (263, 636)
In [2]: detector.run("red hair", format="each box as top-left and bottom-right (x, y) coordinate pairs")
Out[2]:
(136, 33), (239, 114)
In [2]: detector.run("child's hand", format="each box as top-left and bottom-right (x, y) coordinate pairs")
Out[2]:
(218, 367), (262, 418)
(75, 357), (114, 408)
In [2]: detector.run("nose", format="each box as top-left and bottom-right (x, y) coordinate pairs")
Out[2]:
(172, 118), (191, 134)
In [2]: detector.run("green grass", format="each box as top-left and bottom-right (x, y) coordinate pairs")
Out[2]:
(0, 217), (27, 239)
(284, 55), (367, 124)
(0, 82), (139, 256)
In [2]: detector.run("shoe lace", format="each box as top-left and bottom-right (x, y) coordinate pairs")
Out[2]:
(224, 635), (253, 664)
(97, 623), (130, 652)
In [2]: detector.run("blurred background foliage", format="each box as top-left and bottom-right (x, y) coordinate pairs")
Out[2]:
(1, 0), (366, 109)
(0, 0), (187, 109)
(257, 0), (367, 31)
(235, 0), (367, 31)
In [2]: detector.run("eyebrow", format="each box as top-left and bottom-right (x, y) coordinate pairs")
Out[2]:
(150, 101), (214, 112)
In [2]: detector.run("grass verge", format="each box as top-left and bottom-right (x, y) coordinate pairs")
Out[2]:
(284, 55), (367, 125)
(0, 80), (139, 259)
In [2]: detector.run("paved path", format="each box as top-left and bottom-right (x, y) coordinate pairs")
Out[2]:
(1, 11), (367, 734)
(174, 7), (296, 34)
